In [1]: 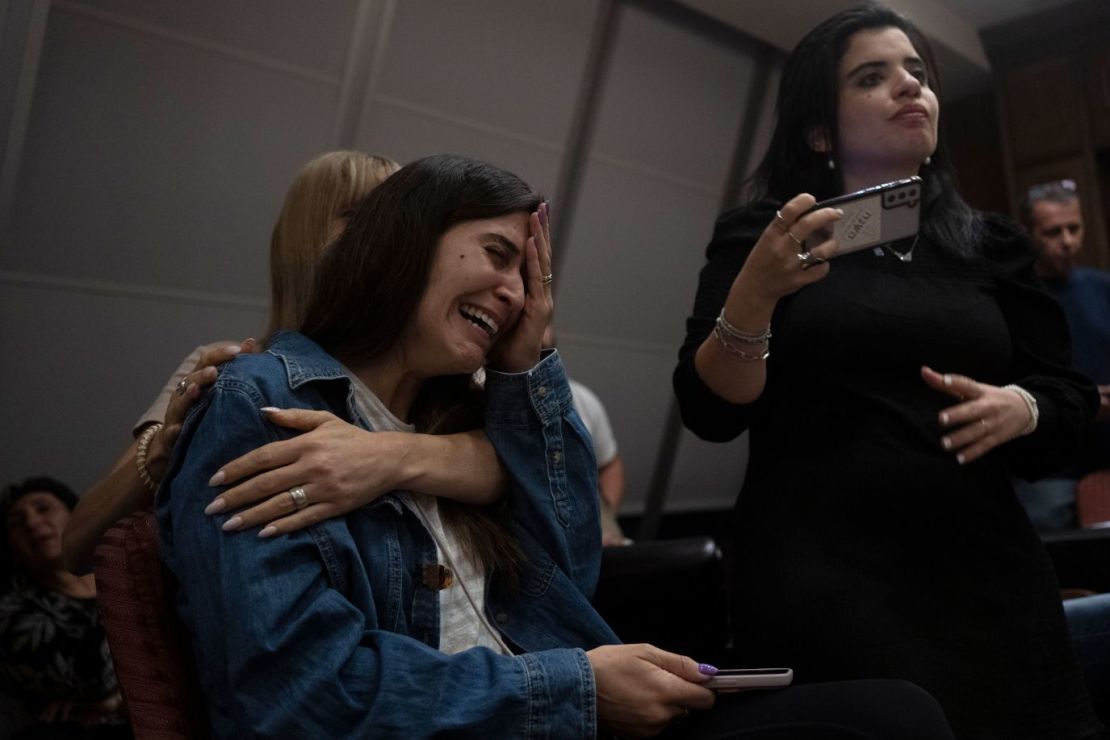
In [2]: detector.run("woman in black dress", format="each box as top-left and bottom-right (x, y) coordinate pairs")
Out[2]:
(673, 5), (1103, 739)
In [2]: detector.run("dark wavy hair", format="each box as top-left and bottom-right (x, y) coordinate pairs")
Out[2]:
(752, 2), (980, 252)
(301, 154), (543, 581)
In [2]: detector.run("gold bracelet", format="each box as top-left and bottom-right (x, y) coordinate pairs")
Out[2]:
(713, 325), (770, 361)
(135, 422), (164, 492)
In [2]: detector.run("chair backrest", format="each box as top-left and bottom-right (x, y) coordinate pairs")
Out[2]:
(594, 536), (728, 662)
(1077, 470), (1110, 529)
(93, 509), (209, 740)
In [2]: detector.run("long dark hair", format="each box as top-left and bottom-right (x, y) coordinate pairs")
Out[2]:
(752, 2), (980, 252)
(302, 154), (543, 580)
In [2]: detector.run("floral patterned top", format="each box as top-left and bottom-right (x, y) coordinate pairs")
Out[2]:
(0, 576), (118, 706)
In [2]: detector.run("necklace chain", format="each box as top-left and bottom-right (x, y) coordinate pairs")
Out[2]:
(877, 234), (920, 262)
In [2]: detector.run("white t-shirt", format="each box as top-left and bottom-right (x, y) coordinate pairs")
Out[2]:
(568, 379), (618, 467)
(344, 369), (509, 657)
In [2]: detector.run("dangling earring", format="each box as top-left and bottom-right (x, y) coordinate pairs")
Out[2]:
(922, 155), (931, 166)
(827, 155), (836, 170)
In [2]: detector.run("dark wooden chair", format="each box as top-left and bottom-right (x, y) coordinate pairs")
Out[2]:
(594, 536), (729, 663)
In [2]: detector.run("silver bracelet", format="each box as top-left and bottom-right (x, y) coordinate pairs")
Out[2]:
(1002, 384), (1039, 436)
(713, 324), (770, 361)
(135, 422), (164, 492)
(716, 311), (771, 344)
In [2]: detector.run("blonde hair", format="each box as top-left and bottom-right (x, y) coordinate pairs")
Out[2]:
(266, 151), (400, 339)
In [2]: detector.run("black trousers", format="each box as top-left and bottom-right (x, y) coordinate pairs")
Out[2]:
(664, 679), (955, 740)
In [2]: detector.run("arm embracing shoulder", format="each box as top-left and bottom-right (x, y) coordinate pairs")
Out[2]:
(159, 377), (594, 738)
(674, 204), (773, 441)
(982, 215), (1100, 478)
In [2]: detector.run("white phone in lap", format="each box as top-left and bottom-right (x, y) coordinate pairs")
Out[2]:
(703, 668), (794, 693)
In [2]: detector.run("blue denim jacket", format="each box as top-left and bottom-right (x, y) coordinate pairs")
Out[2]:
(156, 331), (619, 739)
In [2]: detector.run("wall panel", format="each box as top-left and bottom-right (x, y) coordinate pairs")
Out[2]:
(557, 4), (761, 513)
(0, 281), (265, 487)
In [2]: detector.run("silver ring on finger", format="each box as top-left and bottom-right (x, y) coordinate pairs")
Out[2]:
(176, 378), (189, 397)
(796, 250), (815, 266)
(786, 230), (805, 248)
(540, 273), (553, 286)
(774, 210), (789, 232)
(288, 485), (308, 510)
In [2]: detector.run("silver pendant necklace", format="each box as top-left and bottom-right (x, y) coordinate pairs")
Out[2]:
(874, 234), (919, 262)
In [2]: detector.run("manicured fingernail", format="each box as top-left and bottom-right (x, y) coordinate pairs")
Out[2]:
(834, 208), (844, 216)
(204, 498), (226, 515)
(941, 437), (952, 450)
(208, 470), (225, 486)
(260, 406), (280, 414)
(698, 663), (719, 676)
(221, 515), (242, 531)
(224, 345), (241, 355)
(943, 374), (952, 386)
(258, 525), (277, 538)
(957, 453), (966, 465)
(939, 412), (949, 425)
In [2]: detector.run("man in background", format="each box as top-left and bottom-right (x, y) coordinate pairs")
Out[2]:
(1015, 180), (1110, 529)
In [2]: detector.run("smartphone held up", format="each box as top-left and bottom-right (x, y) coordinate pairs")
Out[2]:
(806, 176), (922, 258)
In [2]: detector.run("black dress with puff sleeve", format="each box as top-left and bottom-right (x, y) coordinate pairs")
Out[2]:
(673, 202), (1102, 740)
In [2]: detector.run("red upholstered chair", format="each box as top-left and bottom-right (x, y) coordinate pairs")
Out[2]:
(93, 509), (209, 740)
(1077, 470), (1110, 529)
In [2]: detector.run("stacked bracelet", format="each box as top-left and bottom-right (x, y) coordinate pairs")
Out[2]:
(717, 311), (771, 344)
(1002, 384), (1039, 436)
(135, 422), (164, 492)
(713, 311), (771, 361)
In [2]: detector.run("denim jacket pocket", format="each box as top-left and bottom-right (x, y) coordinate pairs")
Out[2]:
(518, 551), (557, 598)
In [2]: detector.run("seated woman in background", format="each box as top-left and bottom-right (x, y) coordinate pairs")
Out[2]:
(0, 477), (129, 739)
(158, 154), (957, 738)
(64, 150), (506, 574)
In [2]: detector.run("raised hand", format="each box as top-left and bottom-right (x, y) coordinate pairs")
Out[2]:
(729, 193), (843, 307)
(487, 202), (553, 373)
(922, 366), (1036, 464)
